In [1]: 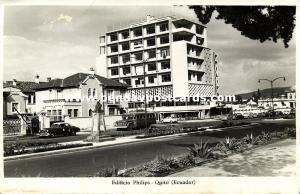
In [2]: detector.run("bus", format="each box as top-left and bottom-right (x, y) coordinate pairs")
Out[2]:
(114, 112), (156, 131)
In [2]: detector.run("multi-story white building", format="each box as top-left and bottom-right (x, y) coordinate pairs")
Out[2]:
(96, 15), (220, 120)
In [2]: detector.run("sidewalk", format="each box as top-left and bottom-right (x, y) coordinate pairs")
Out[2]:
(169, 139), (296, 177)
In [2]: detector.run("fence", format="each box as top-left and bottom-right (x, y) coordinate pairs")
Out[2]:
(3, 119), (21, 135)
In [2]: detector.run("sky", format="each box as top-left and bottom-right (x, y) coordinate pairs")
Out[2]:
(3, 5), (296, 95)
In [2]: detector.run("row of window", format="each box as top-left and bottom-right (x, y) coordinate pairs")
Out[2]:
(109, 23), (169, 42)
(110, 61), (171, 76)
(120, 73), (171, 86)
(109, 48), (170, 65)
(67, 109), (79, 118)
(128, 100), (209, 109)
(47, 109), (63, 121)
(109, 36), (170, 53)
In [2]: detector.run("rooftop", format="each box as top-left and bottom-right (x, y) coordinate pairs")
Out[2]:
(34, 73), (129, 90)
(3, 81), (43, 93)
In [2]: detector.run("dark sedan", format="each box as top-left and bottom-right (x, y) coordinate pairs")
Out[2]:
(39, 122), (80, 137)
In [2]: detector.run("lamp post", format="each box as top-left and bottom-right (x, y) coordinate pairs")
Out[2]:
(258, 76), (286, 119)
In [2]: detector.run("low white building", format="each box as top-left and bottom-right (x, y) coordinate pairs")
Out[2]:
(258, 86), (296, 114)
(34, 70), (129, 128)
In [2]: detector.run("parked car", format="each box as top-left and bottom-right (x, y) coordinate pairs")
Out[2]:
(233, 113), (244, 120)
(162, 117), (178, 123)
(39, 122), (80, 137)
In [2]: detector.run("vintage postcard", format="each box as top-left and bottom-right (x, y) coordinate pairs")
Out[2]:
(0, 1), (298, 194)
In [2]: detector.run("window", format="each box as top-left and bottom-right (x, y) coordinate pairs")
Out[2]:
(160, 48), (170, 58)
(12, 102), (19, 112)
(111, 44), (118, 53)
(148, 50), (156, 59)
(111, 68), (119, 76)
(128, 103), (134, 109)
(148, 63), (157, 71)
(196, 37), (204, 45)
(135, 77), (144, 85)
(111, 56), (118, 64)
(47, 110), (51, 116)
(122, 54), (130, 64)
(93, 88), (96, 97)
(74, 109), (78, 117)
(148, 76), (156, 84)
(123, 78), (131, 85)
(109, 107), (115, 115)
(89, 109), (93, 117)
(123, 67), (131, 75)
(147, 38), (156, 47)
(110, 33), (118, 42)
(134, 52), (143, 61)
(57, 109), (62, 121)
(162, 74), (171, 82)
(196, 26), (204, 34)
(161, 61), (170, 70)
(159, 23), (169, 32)
(160, 36), (169, 44)
(197, 73), (202, 81)
(107, 90), (113, 98)
(146, 25), (155, 34)
(133, 28), (142, 37)
(188, 72), (192, 81)
(121, 42), (130, 51)
(33, 95), (36, 104)
(88, 88), (91, 97)
(121, 31), (129, 39)
(133, 40), (143, 49)
(68, 109), (72, 117)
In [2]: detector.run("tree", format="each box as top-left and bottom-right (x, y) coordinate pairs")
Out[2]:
(189, 6), (296, 47)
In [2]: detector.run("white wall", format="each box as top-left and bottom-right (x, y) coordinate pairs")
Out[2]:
(171, 41), (189, 97)
(96, 55), (108, 77)
(64, 115), (122, 130)
(65, 116), (93, 130)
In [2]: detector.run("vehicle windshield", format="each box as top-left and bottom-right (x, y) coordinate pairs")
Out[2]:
(122, 115), (134, 120)
(51, 123), (63, 128)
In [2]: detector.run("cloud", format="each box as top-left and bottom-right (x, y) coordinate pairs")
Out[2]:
(39, 13), (73, 31)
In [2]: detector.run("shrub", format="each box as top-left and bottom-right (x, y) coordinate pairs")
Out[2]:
(95, 166), (118, 177)
(284, 127), (296, 138)
(146, 155), (171, 174)
(187, 140), (213, 159)
(223, 137), (240, 150)
(243, 133), (254, 144)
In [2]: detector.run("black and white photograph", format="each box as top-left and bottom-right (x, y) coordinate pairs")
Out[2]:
(1, 2), (298, 194)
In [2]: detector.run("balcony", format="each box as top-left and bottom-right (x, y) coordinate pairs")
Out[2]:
(43, 99), (81, 104)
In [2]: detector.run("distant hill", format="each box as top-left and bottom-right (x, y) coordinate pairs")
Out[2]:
(236, 87), (291, 100)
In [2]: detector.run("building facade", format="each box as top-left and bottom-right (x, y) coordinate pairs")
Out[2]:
(96, 15), (220, 120)
(3, 77), (41, 118)
(96, 15), (219, 98)
(258, 86), (296, 114)
(34, 71), (128, 124)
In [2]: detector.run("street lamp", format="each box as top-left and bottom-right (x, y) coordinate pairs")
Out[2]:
(258, 76), (286, 119)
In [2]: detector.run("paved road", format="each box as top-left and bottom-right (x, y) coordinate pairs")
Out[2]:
(4, 119), (295, 177)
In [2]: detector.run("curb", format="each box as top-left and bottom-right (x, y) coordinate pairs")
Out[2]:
(3, 123), (259, 161)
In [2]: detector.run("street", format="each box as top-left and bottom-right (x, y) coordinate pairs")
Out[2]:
(4, 119), (295, 177)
